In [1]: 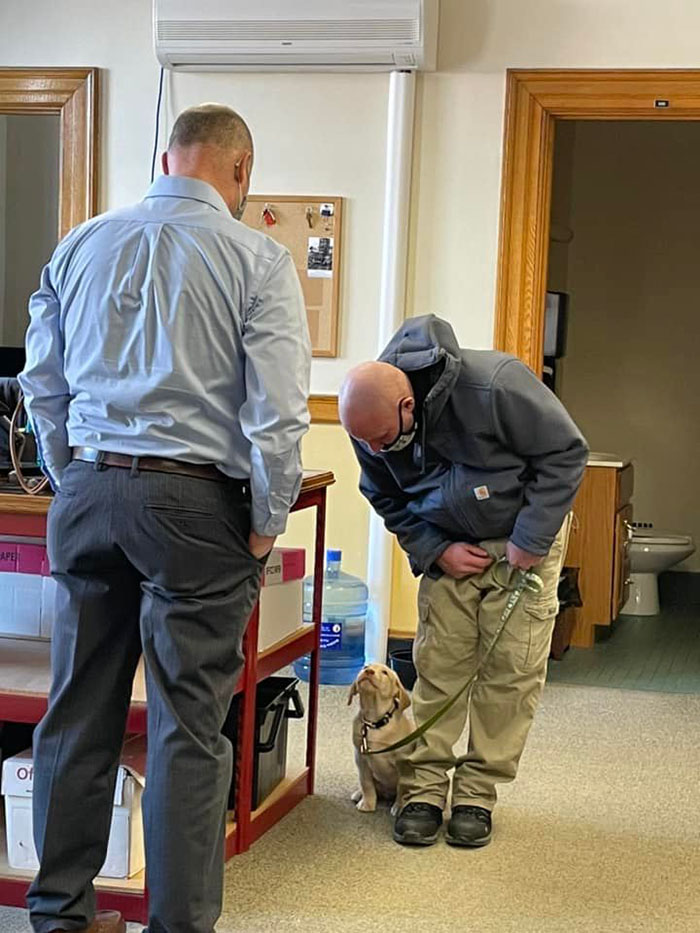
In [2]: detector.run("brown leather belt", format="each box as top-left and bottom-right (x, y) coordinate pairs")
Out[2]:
(72, 446), (231, 484)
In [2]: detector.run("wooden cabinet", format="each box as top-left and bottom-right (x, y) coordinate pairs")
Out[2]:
(613, 503), (634, 619)
(566, 463), (634, 647)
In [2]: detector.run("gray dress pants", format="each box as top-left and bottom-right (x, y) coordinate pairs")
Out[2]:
(27, 459), (264, 933)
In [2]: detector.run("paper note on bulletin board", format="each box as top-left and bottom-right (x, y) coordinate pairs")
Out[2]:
(241, 195), (342, 357)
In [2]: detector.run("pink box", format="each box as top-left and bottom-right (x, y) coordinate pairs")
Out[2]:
(0, 538), (48, 576)
(261, 548), (306, 587)
(0, 545), (20, 574)
(17, 545), (47, 575)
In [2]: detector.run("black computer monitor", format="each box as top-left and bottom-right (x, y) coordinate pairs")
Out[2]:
(544, 292), (569, 359)
(0, 347), (26, 378)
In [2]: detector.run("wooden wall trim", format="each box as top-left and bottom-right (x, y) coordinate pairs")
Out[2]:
(309, 395), (339, 424)
(494, 69), (700, 374)
(0, 67), (99, 237)
(495, 74), (552, 374)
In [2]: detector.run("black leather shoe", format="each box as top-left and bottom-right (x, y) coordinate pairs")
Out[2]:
(393, 802), (443, 846)
(446, 805), (492, 847)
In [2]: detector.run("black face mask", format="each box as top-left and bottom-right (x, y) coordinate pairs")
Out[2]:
(381, 399), (417, 453)
(232, 188), (247, 221)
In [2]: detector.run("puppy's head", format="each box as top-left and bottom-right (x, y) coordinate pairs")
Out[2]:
(347, 663), (411, 712)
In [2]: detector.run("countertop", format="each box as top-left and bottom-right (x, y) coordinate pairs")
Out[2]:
(587, 452), (631, 469)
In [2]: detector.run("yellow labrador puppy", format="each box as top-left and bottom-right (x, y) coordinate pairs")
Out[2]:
(348, 663), (415, 813)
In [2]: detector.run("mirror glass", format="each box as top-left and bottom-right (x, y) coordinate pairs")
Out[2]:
(0, 114), (60, 376)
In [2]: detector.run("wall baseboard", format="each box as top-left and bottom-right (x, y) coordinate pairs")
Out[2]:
(309, 395), (339, 424)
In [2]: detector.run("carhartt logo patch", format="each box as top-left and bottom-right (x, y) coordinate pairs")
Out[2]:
(474, 486), (490, 501)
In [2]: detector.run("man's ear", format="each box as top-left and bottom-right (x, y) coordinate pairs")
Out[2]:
(236, 150), (253, 188)
(161, 151), (170, 176)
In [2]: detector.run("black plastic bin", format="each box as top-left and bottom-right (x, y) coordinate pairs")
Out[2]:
(222, 676), (305, 810)
(389, 649), (417, 691)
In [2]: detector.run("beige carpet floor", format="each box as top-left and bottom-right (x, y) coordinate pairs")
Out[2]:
(2, 682), (699, 932)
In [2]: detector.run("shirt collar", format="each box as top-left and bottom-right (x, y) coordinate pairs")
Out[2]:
(144, 175), (231, 215)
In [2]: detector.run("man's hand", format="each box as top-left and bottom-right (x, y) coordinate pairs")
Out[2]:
(249, 532), (277, 560)
(436, 543), (493, 579)
(506, 541), (544, 571)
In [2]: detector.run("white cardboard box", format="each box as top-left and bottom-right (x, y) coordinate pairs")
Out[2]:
(0, 574), (61, 641)
(258, 579), (304, 653)
(40, 576), (60, 639)
(2, 739), (146, 879)
(0, 573), (43, 638)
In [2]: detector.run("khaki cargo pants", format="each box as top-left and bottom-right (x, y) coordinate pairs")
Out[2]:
(399, 515), (572, 812)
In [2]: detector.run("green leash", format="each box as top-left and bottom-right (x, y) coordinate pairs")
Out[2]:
(362, 559), (544, 757)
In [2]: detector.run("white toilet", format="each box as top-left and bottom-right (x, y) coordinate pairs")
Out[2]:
(620, 528), (696, 616)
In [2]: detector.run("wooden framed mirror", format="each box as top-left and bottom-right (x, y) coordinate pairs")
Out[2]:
(0, 68), (98, 365)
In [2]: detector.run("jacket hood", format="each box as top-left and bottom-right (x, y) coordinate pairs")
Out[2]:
(378, 314), (463, 471)
(378, 314), (461, 372)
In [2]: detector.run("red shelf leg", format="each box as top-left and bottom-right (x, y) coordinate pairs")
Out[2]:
(306, 492), (326, 794)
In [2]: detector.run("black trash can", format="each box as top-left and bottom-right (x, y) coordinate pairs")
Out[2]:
(389, 649), (417, 691)
(550, 567), (584, 660)
(222, 676), (305, 810)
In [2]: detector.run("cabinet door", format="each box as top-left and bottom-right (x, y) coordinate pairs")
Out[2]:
(612, 504), (634, 618)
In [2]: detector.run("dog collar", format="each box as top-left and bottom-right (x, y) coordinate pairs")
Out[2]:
(360, 697), (400, 755)
(362, 696), (400, 732)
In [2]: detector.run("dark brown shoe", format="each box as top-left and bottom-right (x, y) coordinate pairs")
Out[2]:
(51, 911), (126, 933)
(86, 912), (126, 933)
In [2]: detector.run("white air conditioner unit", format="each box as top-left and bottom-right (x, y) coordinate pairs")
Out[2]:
(153, 0), (439, 72)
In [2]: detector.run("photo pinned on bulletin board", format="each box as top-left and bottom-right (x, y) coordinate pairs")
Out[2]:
(307, 236), (334, 279)
(239, 195), (343, 357)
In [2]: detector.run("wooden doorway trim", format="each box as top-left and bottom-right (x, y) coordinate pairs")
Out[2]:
(494, 69), (700, 372)
(0, 68), (99, 237)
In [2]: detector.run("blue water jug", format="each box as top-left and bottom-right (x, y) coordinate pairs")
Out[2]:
(293, 549), (367, 686)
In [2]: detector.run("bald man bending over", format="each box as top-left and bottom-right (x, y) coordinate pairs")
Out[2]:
(340, 315), (587, 848)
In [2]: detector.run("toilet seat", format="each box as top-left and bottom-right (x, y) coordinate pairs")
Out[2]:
(631, 529), (693, 547)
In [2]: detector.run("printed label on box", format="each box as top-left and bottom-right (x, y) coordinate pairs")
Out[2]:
(0, 540), (49, 575)
(0, 547), (19, 572)
(321, 621), (343, 651)
(261, 548), (305, 587)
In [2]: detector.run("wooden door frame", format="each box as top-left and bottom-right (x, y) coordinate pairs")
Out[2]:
(494, 69), (700, 371)
(0, 68), (99, 238)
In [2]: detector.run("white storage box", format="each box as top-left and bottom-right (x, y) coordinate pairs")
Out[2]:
(258, 548), (305, 652)
(2, 738), (146, 879)
(259, 580), (303, 652)
(0, 573), (43, 638)
(0, 535), (53, 641)
(40, 576), (60, 639)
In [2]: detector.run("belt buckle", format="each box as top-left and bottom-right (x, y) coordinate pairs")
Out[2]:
(73, 446), (99, 463)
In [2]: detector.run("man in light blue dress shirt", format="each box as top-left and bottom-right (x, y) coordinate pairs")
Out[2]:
(19, 104), (311, 933)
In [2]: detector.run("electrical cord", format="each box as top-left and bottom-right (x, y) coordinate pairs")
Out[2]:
(9, 393), (49, 496)
(150, 66), (165, 184)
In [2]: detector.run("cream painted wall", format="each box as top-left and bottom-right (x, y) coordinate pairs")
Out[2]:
(0, 1), (388, 393)
(5, 0), (700, 583)
(6, 1), (700, 374)
(407, 0), (700, 348)
(554, 121), (700, 572)
(282, 425), (369, 582)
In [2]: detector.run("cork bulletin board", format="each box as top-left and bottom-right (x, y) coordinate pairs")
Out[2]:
(241, 195), (343, 357)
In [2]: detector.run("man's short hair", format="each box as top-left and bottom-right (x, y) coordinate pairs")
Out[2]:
(168, 103), (253, 154)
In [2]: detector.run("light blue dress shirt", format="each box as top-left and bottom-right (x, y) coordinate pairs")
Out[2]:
(19, 175), (311, 536)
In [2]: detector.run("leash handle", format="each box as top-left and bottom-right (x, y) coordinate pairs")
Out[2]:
(363, 565), (542, 757)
